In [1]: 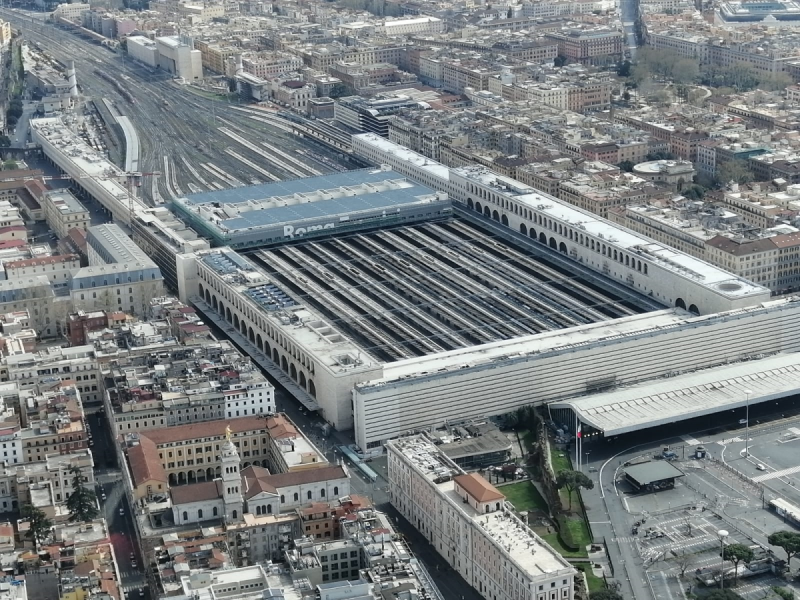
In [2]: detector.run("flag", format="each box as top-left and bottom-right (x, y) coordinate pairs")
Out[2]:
(576, 424), (582, 439)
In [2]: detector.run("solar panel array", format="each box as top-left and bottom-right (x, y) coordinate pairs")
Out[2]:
(244, 284), (296, 311)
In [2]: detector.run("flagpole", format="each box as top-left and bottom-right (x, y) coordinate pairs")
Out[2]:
(575, 411), (580, 471)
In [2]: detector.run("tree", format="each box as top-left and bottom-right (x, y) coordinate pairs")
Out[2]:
(673, 59), (700, 85)
(328, 83), (349, 99)
(556, 470), (594, 510)
(717, 160), (754, 186)
(0, 136), (10, 148)
(617, 60), (632, 77)
(21, 504), (52, 547)
(66, 465), (98, 523)
(723, 543), (754, 584)
(554, 55), (568, 67)
(768, 531), (800, 565)
(674, 549), (694, 577)
(590, 590), (623, 600)
(618, 160), (635, 172)
(681, 515), (694, 538)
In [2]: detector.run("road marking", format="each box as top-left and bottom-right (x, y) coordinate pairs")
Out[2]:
(717, 437), (743, 445)
(752, 464), (800, 482)
(681, 435), (702, 446)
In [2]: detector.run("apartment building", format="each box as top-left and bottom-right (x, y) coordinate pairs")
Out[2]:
(387, 434), (575, 600)
(2, 345), (102, 403)
(41, 190), (90, 238)
(545, 28), (624, 65)
(107, 340), (274, 436)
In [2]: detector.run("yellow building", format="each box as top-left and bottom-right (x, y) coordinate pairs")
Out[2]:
(0, 21), (11, 47)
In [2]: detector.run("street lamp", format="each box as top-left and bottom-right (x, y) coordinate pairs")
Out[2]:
(718, 529), (729, 589)
(744, 389), (753, 457)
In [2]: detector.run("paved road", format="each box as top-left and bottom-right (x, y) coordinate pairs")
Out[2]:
(87, 409), (149, 599)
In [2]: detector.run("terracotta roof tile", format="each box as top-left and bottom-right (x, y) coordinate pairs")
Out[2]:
(128, 436), (168, 486)
(140, 416), (267, 445)
(241, 464), (347, 500)
(454, 473), (505, 503)
(170, 480), (222, 504)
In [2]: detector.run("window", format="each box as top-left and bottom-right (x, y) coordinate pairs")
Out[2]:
(307, 490), (312, 500)
(293, 493), (298, 502)
(198, 509), (203, 519)
(183, 511), (188, 521)
(213, 506), (218, 516)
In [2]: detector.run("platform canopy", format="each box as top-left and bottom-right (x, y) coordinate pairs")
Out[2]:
(550, 352), (800, 436)
(624, 461), (685, 487)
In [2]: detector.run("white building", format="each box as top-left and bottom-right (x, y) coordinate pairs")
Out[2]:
(52, 3), (90, 21)
(376, 16), (444, 36)
(126, 36), (159, 69)
(41, 189), (90, 238)
(387, 434), (575, 600)
(156, 36), (202, 81)
(224, 378), (274, 419)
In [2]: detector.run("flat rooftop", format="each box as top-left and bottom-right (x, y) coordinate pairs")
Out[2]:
(253, 218), (656, 363)
(393, 435), (572, 577)
(552, 350), (800, 436)
(625, 461), (684, 485)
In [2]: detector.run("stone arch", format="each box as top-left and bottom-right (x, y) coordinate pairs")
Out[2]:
(539, 232), (547, 244)
(169, 473), (177, 486)
(178, 471), (186, 484)
(290, 363), (298, 381)
(215, 466), (222, 477)
(559, 242), (567, 254)
(242, 462), (251, 468)
(256, 334), (263, 349)
(299, 371), (307, 389)
(207, 467), (214, 480)
(676, 298), (687, 310)
(281, 355), (288, 372)
(264, 340), (271, 356)
(240, 320), (247, 335)
(520, 223), (528, 236)
(234, 315), (240, 330)
(549, 237), (557, 250)
(273, 348), (279, 363)
(248, 327), (255, 343)
(530, 228), (537, 239)
(492, 210), (500, 222)
(308, 379), (317, 398)
(199, 283), (204, 298)
(212, 295), (218, 311)
(197, 469), (206, 481)
(204, 289), (210, 304)
(225, 306), (232, 323)
(467, 198), (474, 210)
(475, 201), (482, 213)
(501, 214), (509, 226)
(188, 471), (196, 483)
(688, 303), (699, 315)
(252, 460), (261, 467)
(484, 206), (491, 218)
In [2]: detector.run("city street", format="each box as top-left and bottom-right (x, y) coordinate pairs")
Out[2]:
(87, 409), (148, 599)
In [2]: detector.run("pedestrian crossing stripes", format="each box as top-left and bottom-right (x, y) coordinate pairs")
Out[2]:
(717, 437), (743, 445)
(752, 464), (800, 482)
(681, 435), (702, 446)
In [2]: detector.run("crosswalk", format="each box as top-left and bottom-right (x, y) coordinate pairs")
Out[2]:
(717, 437), (744, 445)
(752, 464), (800, 482)
(681, 435), (702, 446)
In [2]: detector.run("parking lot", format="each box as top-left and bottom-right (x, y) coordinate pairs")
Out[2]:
(591, 417), (800, 600)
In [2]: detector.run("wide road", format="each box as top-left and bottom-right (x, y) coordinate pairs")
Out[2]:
(2, 9), (352, 204)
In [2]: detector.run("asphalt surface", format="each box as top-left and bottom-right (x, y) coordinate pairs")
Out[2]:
(578, 402), (800, 600)
(86, 408), (149, 599)
(1, 9), (352, 205)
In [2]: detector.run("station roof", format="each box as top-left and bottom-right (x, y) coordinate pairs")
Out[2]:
(624, 461), (684, 486)
(182, 168), (417, 206)
(551, 351), (800, 436)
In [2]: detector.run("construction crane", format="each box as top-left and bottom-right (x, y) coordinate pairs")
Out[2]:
(0, 170), (162, 222)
